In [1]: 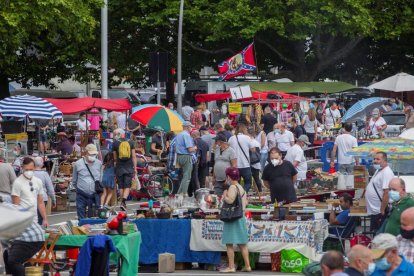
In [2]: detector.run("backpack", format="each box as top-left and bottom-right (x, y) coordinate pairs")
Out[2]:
(118, 140), (131, 160)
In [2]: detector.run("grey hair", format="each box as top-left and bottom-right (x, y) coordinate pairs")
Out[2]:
(114, 128), (125, 137)
(33, 156), (44, 168)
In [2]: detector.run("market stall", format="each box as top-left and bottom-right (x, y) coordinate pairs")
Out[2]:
(51, 231), (141, 276)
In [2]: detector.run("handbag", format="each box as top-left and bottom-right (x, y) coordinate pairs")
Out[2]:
(236, 134), (259, 165)
(84, 160), (103, 194)
(220, 185), (244, 222)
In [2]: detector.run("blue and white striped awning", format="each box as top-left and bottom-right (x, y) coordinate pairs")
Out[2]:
(0, 95), (63, 119)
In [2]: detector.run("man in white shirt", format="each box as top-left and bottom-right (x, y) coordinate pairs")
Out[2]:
(228, 124), (255, 193)
(331, 123), (358, 174)
(285, 135), (310, 181)
(323, 102), (341, 129)
(274, 123), (295, 157)
(5, 157), (47, 275)
(365, 152), (395, 232)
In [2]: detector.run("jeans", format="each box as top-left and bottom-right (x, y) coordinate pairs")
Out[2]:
(306, 133), (315, 158)
(4, 241), (43, 276)
(76, 190), (99, 219)
(176, 155), (193, 194)
(260, 152), (268, 172)
(238, 167), (252, 193)
(251, 167), (262, 192)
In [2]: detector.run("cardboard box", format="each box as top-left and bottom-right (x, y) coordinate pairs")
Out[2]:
(159, 253), (175, 273)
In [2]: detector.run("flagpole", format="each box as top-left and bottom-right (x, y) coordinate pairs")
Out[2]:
(253, 40), (259, 80)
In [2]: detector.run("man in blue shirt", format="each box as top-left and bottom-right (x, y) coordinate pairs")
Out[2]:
(370, 233), (414, 276)
(329, 193), (353, 237)
(175, 121), (197, 195)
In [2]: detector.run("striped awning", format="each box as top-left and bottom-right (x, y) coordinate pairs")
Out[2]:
(0, 95), (62, 119)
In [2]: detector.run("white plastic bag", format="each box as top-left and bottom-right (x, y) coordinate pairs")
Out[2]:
(0, 203), (34, 240)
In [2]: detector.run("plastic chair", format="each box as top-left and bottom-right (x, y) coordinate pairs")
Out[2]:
(27, 232), (61, 274)
(327, 216), (358, 253)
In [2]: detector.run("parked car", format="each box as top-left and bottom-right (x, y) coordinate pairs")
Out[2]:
(382, 111), (406, 137)
(138, 87), (167, 104)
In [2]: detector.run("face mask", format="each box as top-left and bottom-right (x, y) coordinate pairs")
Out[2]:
(376, 257), (391, 271)
(365, 263), (376, 276)
(400, 228), (414, 240)
(287, 124), (292, 128)
(114, 135), (121, 140)
(88, 155), (97, 162)
(274, 129), (280, 135)
(80, 117), (86, 121)
(271, 159), (280, 166)
(389, 190), (401, 202)
(13, 150), (19, 156)
(373, 164), (381, 170)
(23, 171), (34, 179)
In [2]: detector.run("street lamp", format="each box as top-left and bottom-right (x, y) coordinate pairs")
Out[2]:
(177, 0), (184, 115)
(101, 0), (108, 120)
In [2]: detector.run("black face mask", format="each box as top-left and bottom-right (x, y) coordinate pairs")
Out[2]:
(400, 228), (414, 240)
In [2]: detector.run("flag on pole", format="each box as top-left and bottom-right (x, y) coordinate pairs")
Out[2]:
(218, 43), (256, 81)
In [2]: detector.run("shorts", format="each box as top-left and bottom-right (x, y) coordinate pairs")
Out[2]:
(116, 173), (133, 189)
(39, 132), (48, 143)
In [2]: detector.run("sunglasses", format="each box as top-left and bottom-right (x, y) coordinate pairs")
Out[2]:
(29, 182), (34, 192)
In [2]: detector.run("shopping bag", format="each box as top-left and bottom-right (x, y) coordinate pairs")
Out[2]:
(131, 175), (141, 191)
(0, 203), (34, 240)
(281, 249), (309, 273)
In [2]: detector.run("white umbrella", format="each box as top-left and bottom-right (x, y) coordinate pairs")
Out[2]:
(369, 72), (414, 92)
(399, 128), (414, 140)
(0, 203), (34, 240)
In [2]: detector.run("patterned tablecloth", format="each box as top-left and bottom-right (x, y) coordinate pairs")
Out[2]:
(190, 219), (328, 261)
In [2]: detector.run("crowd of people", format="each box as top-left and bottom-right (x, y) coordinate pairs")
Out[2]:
(2, 96), (414, 275)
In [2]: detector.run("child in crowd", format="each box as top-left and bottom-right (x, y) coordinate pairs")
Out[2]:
(101, 153), (115, 209)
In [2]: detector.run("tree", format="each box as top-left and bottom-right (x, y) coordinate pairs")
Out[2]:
(102, 0), (414, 85)
(0, 0), (102, 99)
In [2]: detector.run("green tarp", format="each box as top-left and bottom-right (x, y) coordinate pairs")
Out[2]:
(241, 81), (355, 94)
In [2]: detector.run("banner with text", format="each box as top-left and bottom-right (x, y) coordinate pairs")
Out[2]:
(190, 219), (328, 261)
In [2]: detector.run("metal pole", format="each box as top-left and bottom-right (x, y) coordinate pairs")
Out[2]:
(177, 0), (184, 114)
(157, 53), (161, 105)
(101, 0), (108, 121)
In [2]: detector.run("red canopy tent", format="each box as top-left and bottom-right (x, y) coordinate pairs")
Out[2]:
(194, 91), (306, 103)
(45, 97), (131, 114)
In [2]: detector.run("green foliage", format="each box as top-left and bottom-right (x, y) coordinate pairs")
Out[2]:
(0, 0), (102, 98)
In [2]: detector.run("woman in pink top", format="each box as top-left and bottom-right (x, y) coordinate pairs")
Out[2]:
(88, 108), (102, 131)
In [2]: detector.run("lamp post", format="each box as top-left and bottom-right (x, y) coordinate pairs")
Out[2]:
(101, 0), (108, 120)
(177, 0), (184, 115)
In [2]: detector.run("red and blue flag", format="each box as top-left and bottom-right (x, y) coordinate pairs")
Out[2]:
(218, 43), (256, 81)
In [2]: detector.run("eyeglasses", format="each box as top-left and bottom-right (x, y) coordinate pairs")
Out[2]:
(29, 182), (34, 192)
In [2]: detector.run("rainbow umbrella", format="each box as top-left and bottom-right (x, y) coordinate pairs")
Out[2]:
(131, 104), (185, 132)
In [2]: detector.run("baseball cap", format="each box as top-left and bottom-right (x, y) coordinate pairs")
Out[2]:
(85, 144), (98, 155)
(199, 126), (208, 131)
(370, 233), (398, 259)
(182, 121), (194, 128)
(298, 135), (311, 145)
(213, 133), (227, 142)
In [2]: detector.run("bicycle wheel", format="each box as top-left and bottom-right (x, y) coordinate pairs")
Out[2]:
(147, 174), (174, 198)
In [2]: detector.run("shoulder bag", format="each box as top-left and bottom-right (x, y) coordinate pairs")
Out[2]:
(84, 159), (103, 194)
(220, 185), (245, 222)
(236, 134), (260, 165)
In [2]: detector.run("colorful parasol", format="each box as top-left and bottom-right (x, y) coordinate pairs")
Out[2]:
(131, 104), (185, 132)
(348, 139), (414, 160)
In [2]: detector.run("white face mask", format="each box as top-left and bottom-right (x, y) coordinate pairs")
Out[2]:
(88, 155), (96, 162)
(373, 164), (381, 170)
(271, 159), (280, 166)
(23, 171), (34, 179)
(274, 129), (280, 135)
(13, 150), (19, 156)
